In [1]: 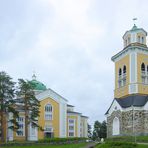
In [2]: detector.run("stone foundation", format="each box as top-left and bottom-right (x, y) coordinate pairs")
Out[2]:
(107, 109), (148, 137)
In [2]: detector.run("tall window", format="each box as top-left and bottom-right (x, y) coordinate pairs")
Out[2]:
(119, 68), (122, 77)
(123, 65), (126, 74)
(123, 65), (126, 86)
(45, 104), (53, 120)
(141, 63), (145, 71)
(16, 117), (25, 136)
(68, 119), (75, 137)
(118, 66), (127, 88)
(142, 37), (144, 44)
(138, 36), (140, 43)
(128, 37), (131, 44)
(118, 68), (122, 88)
(141, 63), (146, 84)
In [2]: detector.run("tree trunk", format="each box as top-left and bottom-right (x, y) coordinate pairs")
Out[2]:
(1, 99), (5, 142)
(25, 98), (28, 141)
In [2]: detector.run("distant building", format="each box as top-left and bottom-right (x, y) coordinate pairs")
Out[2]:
(106, 24), (148, 137)
(0, 75), (88, 141)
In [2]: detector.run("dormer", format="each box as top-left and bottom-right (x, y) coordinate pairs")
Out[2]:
(123, 24), (147, 48)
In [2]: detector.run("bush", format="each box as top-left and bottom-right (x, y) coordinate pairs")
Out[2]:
(106, 141), (137, 148)
(38, 137), (87, 143)
(106, 136), (148, 143)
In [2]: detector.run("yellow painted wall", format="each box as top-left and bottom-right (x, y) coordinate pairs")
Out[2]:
(38, 97), (59, 139)
(137, 53), (148, 94)
(114, 55), (129, 98)
(67, 115), (78, 137)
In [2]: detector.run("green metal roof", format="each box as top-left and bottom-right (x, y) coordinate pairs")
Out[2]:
(30, 79), (47, 91)
(131, 24), (138, 31)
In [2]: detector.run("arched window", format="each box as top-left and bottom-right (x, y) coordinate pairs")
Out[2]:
(142, 37), (144, 44)
(128, 37), (131, 44)
(45, 104), (52, 112)
(119, 68), (122, 76)
(113, 117), (120, 136)
(138, 36), (140, 43)
(45, 104), (53, 120)
(141, 63), (145, 71)
(123, 65), (126, 74)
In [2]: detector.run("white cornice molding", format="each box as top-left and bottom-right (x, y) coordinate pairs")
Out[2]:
(111, 46), (148, 62)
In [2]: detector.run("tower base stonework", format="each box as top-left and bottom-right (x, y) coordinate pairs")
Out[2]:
(106, 95), (148, 137)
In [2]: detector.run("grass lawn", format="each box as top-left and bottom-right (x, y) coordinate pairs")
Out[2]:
(95, 143), (148, 148)
(0, 143), (88, 148)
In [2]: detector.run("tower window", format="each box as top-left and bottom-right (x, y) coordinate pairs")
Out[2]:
(141, 63), (145, 71)
(142, 37), (144, 44)
(123, 65), (126, 74)
(128, 37), (131, 44)
(141, 63), (146, 84)
(138, 36), (140, 43)
(119, 68), (122, 76)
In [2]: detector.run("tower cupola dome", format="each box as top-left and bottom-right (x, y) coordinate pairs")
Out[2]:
(30, 74), (47, 91)
(123, 24), (147, 48)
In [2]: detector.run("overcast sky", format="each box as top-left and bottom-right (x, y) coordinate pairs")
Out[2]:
(1, 0), (148, 126)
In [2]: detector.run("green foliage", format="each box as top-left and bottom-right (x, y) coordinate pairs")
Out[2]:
(106, 141), (137, 148)
(92, 120), (107, 140)
(106, 136), (148, 143)
(95, 142), (137, 148)
(0, 71), (19, 142)
(16, 79), (41, 140)
(38, 137), (87, 143)
(88, 124), (92, 138)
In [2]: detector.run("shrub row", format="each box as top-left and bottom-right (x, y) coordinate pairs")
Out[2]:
(38, 137), (87, 143)
(0, 137), (87, 147)
(106, 141), (137, 148)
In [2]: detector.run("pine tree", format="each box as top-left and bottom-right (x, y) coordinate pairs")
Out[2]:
(16, 79), (41, 141)
(92, 120), (107, 141)
(0, 71), (18, 142)
(87, 124), (92, 138)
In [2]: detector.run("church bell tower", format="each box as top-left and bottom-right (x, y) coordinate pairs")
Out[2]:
(106, 22), (148, 137)
(112, 23), (148, 98)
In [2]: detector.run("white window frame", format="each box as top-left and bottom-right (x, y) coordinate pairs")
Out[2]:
(16, 116), (25, 136)
(44, 104), (53, 121)
(68, 119), (75, 137)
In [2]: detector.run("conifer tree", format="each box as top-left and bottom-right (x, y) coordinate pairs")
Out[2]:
(17, 79), (41, 141)
(92, 120), (107, 140)
(0, 71), (18, 142)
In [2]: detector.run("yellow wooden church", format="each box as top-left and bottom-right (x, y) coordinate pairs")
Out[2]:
(1, 75), (88, 141)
